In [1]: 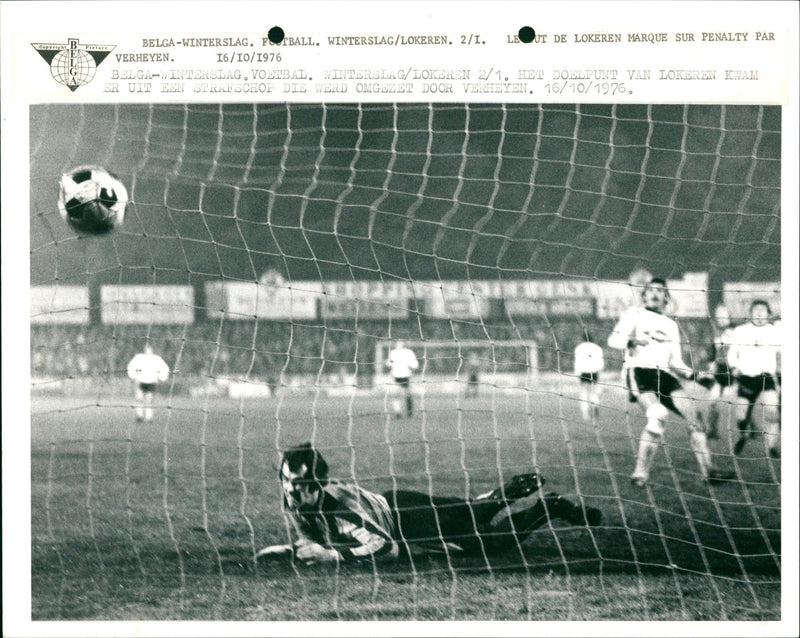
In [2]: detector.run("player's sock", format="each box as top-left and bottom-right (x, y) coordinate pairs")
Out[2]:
(763, 420), (780, 457)
(707, 405), (719, 440)
(734, 419), (749, 454)
(632, 428), (660, 483)
(590, 392), (601, 420)
(689, 431), (713, 479)
(406, 395), (413, 417)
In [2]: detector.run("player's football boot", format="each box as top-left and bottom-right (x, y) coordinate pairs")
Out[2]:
(769, 448), (780, 460)
(486, 472), (544, 502)
(630, 476), (647, 488)
(569, 504), (603, 527)
(706, 468), (736, 484)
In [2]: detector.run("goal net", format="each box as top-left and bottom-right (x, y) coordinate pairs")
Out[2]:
(374, 339), (538, 393)
(28, 103), (782, 621)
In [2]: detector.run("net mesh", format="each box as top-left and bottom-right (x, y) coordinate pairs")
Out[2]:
(29, 103), (781, 621)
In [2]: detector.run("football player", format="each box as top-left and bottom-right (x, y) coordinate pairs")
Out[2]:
(257, 442), (602, 564)
(574, 330), (605, 423)
(727, 300), (781, 458)
(385, 340), (419, 418)
(608, 278), (734, 487)
(703, 304), (738, 440)
(126, 343), (170, 422)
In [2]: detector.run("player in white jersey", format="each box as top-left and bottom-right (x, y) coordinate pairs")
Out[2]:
(574, 331), (605, 423)
(385, 341), (419, 418)
(702, 304), (738, 439)
(126, 343), (170, 422)
(608, 278), (734, 487)
(727, 300), (781, 458)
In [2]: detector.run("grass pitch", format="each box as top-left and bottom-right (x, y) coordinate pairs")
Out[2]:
(30, 385), (781, 621)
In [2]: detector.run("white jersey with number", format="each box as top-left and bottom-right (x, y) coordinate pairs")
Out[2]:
(386, 347), (419, 379)
(727, 322), (781, 377)
(607, 306), (689, 373)
(127, 353), (170, 384)
(574, 342), (605, 375)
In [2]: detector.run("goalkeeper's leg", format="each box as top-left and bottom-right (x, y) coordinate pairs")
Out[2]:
(481, 493), (602, 555)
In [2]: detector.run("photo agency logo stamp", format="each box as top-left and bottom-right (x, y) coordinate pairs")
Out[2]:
(31, 38), (115, 91)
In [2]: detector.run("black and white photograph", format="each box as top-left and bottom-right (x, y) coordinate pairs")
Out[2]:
(3, 2), (798, 636)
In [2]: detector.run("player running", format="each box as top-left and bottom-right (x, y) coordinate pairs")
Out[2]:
(727, 300), (781, 458)
(385, 340), (419, 418)
(257, 442), (602, 564)
(608, 278), (734, 487)
(126, 343), (170, 422)
(573, 330), (605, 423)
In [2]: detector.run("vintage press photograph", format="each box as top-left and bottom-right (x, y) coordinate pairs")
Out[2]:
(28, 101), (783, 622)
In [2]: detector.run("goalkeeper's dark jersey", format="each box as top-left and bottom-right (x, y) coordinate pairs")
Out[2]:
(284, 480), (399, 561)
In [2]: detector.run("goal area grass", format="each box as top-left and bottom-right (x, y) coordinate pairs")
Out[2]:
(30, 388), (781, 621)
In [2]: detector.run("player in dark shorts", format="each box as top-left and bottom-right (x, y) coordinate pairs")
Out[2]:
(727, 300), (781, 458)
(733, 373), (779, 455)
(609, 278), (734, 486)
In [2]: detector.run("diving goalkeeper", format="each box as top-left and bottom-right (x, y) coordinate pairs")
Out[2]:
(257, 442), (602, 565)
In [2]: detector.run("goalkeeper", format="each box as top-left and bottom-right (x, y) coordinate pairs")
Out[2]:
(257, 442), (602, 565)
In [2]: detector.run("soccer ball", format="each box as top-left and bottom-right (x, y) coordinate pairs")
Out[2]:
(58, 165), (128, 235)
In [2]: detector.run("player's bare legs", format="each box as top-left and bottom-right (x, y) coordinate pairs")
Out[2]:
(134, 386), (146, 422)
(670, 389), (718, 481)
(630, 391), (663, 486)
(580, 381), (601, 423)
(631, 389), (731, 486)
(143, 390), (154, 422)
(705, 383), (724, 440)
(759, 390), (781, 459)
(734, 390), (780, 458)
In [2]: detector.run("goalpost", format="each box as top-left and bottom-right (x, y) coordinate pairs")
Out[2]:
(28, 103), (783, 620)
